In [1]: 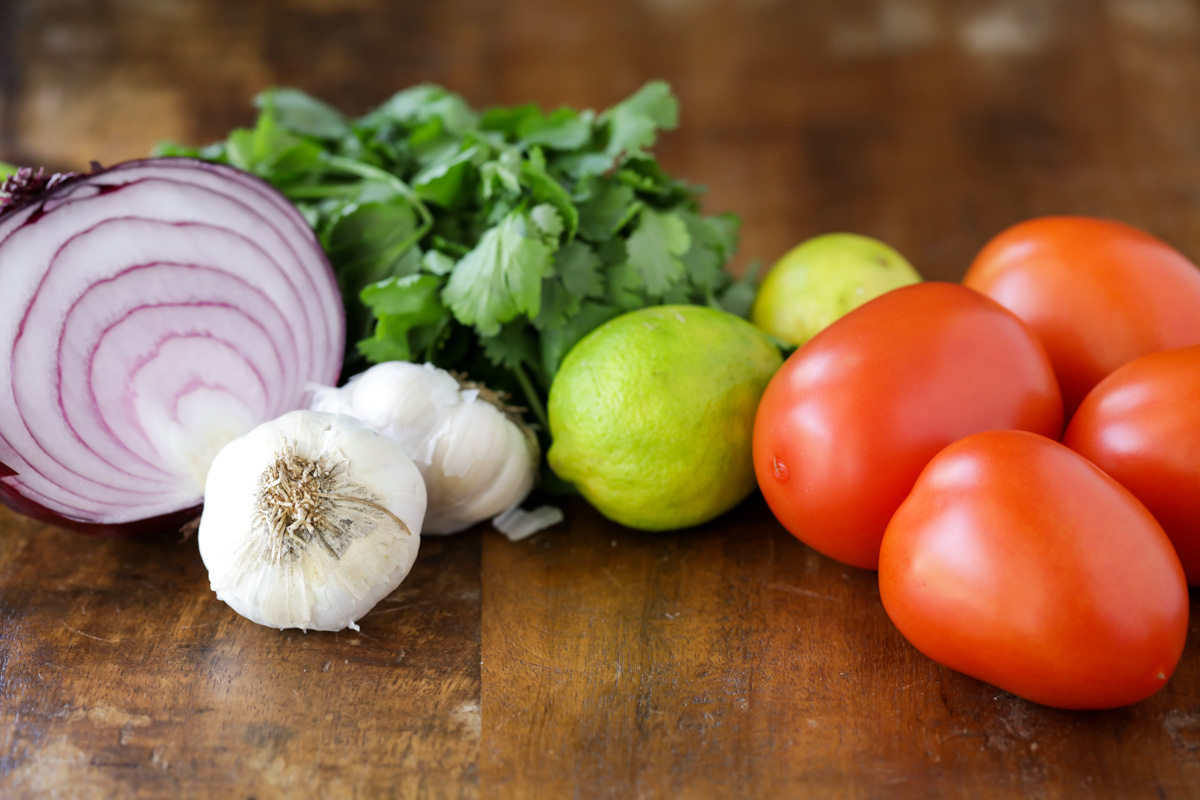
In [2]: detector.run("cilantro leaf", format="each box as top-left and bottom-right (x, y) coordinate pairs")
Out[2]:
(681, 211), (740, 291)
(371, 84), (478, 135)
(533, 277), (582, 331)
(412, 144), (480, 207)
(358, 274), (448, 362)
(605, 260), (644, 310)
(479, 104), (541, 138)
(576, 179), (637, 242)
(256, 88), (350, 139)
(324, 189), (421, 284)
(604, 81), (679, 156)
(555, 241), (604, 298)
(661, 282), (694, 305)
(361, 273), (445, 316)
(480, 150), (522, 199)
(422, 250), (457, 276)
(716, 261), (763, 318)
(557, 150), (620, 179)
(520, 149), (579, 238)
(322, 186), (426, 344)
(625, 208), (690, 296)
(442, 210), (556, 336)
(529, 204), (564, 241)
(225, 108), (323, 178)
(519, 108), (594, 150)
(482, 322), (541, 375)
(407, 117), (467, 169)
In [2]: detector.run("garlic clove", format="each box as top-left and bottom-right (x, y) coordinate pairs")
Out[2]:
(422, 400), (539, 534)
(198, 409), (425, 631)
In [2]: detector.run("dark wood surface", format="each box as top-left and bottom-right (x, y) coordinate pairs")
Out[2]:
(3, 1), (1200, 797)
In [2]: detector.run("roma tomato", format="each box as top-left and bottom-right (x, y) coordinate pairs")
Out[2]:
(879, 430), (1188, 710)
(753, 282), (1061, 570)
(964, 216), (1200, 416)
(1064, 345), (1200, 585)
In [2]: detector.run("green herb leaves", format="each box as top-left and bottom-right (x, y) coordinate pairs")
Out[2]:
(606, 82), (679, 158)
(627, 208), (690, 296)
(444, 209), (556, 336)
(154, 82), (752, 421)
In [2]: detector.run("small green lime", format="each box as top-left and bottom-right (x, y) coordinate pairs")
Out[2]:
(751, 233), (921, 346)
(547, 305), (782, 531)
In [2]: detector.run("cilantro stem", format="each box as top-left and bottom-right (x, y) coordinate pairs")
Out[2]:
(512, 363), (549, 432)
(283, 184), (363, 200)
(320, 154), (434, 231)
(319, 154), (435, 265)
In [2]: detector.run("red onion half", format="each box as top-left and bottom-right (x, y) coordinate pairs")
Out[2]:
(0, 158), (344, 533)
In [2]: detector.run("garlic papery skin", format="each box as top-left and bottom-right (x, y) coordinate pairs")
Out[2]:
(198, 409), (426, 631)
(423, 399), (538, 534)
(310, 362), (461, 469)
(310, 362), (540, 535)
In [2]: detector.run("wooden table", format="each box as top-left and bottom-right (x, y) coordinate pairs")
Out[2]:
(3, 1), (1199, 797)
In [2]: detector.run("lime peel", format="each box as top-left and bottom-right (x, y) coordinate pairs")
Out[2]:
(547, 305), (782, 531)
(751, 233), (921, 346)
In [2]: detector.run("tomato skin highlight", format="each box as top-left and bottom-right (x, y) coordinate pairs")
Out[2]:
(752, 282), (1062, 570)
(879, 430), (1188, 710)
(1063, 345), (1200, 585)
(964, 216), (1200, 416)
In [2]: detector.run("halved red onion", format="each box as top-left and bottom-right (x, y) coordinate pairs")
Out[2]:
(0, 158), (344, 533)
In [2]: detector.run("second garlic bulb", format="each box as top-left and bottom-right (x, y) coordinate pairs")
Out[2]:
(310, 362), (540, 535)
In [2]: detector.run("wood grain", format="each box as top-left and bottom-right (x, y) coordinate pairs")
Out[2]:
(0, 509), (481, 799)
(4, 0), (1200, 797)
(483, 499), (1200, 799)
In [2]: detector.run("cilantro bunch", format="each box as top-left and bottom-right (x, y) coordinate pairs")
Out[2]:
(157, 82), (753, 431)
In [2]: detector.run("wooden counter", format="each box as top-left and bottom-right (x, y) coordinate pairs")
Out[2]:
(3, 1), (1200, 796)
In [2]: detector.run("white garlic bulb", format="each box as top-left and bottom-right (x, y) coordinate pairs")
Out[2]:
(198, 409), (426, 631)
(310, 362), (547, 535)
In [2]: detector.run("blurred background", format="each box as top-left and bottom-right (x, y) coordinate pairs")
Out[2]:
(6, 0), (1200, 284)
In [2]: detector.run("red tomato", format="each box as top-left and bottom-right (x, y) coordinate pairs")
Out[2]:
(879, 430), (1188, 710)
(964, 216), (1200, 416)
(753, 282), (1062, 570)
(1063, 345), (1200, 585)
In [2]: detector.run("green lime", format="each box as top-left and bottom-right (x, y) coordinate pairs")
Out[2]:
(751, 233), (921, 346)
(547, 305), (782, 531)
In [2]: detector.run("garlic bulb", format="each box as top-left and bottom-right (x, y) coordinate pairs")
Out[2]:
(310, 362), (549, 535)
(198, 409), (425, 631)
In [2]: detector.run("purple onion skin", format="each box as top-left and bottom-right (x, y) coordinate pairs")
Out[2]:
(0, 167), (83, 218)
